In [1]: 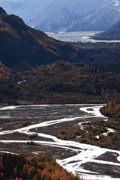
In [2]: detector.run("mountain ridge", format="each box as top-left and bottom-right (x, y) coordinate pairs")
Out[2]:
(1, 0), (120, 32)
(93, 20), (120, 40)
(0, 7), (84, 69)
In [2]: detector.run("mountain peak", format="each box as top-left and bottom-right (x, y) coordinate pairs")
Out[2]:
(0, 7), (6, 16)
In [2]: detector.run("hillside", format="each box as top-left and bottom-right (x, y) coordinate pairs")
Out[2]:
(0, 60), (120, 104)
(1, 7), (120, 71)
(0, 7), (83, 69)
(94, 21), (120, 40)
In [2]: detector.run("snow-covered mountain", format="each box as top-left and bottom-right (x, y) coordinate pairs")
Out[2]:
(30, 0), (102, 32)
(70, 0), (120, 31)
(0, 0), (120, 32)
(0, 0), (54, 24)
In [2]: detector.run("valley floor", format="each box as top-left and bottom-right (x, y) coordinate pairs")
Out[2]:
(0, 104), (120, 179)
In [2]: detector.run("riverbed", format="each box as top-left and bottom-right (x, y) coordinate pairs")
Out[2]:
(0, 104), (120, 180)
(46, 31), (120, 43)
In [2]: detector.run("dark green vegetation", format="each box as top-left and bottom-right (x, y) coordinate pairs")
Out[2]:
(94, 20), (120, 40)
(0, 153), (80, 180)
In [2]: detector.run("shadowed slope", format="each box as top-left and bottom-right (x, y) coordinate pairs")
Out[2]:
(94, 21), (120, 40)
(0, 7), (82, 68)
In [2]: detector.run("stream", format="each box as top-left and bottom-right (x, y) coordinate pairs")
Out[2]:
(0, 104), (120, 180)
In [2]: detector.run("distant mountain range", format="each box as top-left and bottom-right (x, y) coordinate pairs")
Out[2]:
(0, 0), (120, 32)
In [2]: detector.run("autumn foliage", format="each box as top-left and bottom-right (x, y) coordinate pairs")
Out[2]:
(0, 153), (81, 180)
(101, 101), (120, 118)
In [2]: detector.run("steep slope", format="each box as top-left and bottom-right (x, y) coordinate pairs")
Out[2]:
(30, 0), (102, 32)
(73, 0), (120, 32)
(0, 7), (84, 69)
(93, 21), (120, 40)
(0, 60), (16, 81)
(32, 0), (120, 32)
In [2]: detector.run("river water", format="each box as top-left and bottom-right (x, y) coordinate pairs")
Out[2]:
(0, 104), (120, 180)
(46, 31), (120, 43)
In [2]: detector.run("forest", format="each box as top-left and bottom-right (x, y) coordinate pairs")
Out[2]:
(101, 101), (120, 118)
(0, 153), (80, 180)
(0, 60), (120, 104)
